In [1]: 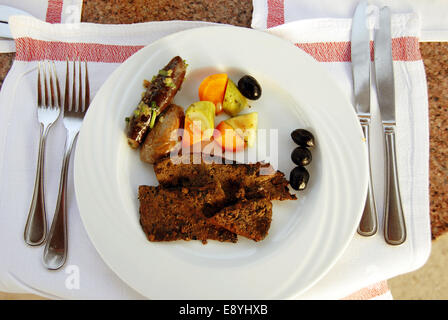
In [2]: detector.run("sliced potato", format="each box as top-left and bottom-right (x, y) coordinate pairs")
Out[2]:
(185, 101), (215, 140)
(222, 79), (247, 116)
(224, 112), (258, 147)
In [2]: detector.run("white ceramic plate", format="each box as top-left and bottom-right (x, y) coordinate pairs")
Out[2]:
(74, 26), (368, 299)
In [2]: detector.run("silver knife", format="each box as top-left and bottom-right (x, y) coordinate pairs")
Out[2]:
(351, 0), (378, 236)
(374, 6), (406, 245)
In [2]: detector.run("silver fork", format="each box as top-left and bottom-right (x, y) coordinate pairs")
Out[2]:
(43, 59), (90, 270)
(24, 61), (61, 246)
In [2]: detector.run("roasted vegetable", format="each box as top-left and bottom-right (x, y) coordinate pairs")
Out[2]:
(224, 112), (258, 148)
(214, 121), (246, 152)
(126, 56), (187, 148)
(182, 101), (215, 147)
(222, 79), (247, 116)
(198, 73), (228, 114)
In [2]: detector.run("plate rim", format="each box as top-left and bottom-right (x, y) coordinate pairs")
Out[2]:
(74, 25), (368, 299)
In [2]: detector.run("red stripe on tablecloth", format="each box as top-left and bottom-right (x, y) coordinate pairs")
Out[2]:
(295, 37), (421, 62)
(267, 0), (285, 28)
(342, 281), (390, 300)
(14, 36), (421, 63)
(15, 38), (144, 63)
(46, 0), (64, 23)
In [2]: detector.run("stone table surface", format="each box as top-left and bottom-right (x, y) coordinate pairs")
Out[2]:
(0, 0), (446, 239)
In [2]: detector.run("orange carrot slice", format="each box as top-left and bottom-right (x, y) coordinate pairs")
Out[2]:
(198, 73), (228, 113)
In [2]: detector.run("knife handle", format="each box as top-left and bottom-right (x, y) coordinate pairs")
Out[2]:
(383, 125), (406, 245)
(357, 118), (378, 236)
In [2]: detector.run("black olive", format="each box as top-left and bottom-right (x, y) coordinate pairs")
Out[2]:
(291, 147), (312, 166)
(291, 129), (315, 148)
(289, 166), (310, 191)
(237, 75), (262, 100)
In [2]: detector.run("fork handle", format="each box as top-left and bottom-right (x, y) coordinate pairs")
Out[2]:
(384, 125), (406, 245)
(24, 124), (49, 246)
(357, 117), (378, 236)
(43, 131), (78, 270)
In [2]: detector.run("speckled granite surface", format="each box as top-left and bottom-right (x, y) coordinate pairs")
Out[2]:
(0, 0), (446, 239)
(423, 42), (448, 239)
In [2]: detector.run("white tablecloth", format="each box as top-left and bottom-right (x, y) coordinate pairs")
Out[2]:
(0, 1), (432, 299)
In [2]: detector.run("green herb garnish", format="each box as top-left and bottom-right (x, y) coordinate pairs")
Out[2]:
(149, 109), (157, 129)
(164, 77), (176, 88)
(158, 69), (169, 77)
(140, 103), (151, 116)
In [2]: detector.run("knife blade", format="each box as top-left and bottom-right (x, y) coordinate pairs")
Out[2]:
(374, 6), (406, 245)
(351, 0), (378, 237)
(352, 1), (370, 115)
(0, 5), (33, 39)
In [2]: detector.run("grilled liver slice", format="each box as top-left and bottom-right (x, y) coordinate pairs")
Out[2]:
(138, 183), (237, 244)
(208, 198), (273, 242)
(153, 154), (296, 203)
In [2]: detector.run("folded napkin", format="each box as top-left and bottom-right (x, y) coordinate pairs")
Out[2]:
(252, 0), (448, 41)
(0, 6), (430, 299)
(252, 1), (432, 299)
(0, 16), (215, 300)
(0, 0), (82, 52)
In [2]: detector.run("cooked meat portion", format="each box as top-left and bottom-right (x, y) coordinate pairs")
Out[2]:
(153, 154), (296, 203)
(127, 56), (187, 148)
(208, 198), (273, 242)
(140, 154), (296, 244)
(138, 183), (237, 244)
(140, 104), (184, 164)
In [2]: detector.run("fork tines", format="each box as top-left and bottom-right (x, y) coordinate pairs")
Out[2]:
(37, 61), (61, 108)
(64, 59), (90, 113)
